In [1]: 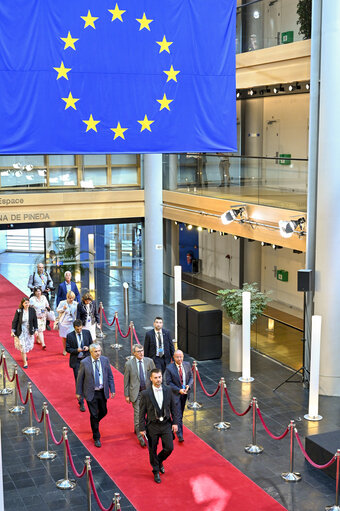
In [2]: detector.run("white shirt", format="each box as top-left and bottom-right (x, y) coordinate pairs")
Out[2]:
(152, 385), (163, 409)
(154, 329), (164, 356)
(92, 357), (103, 388)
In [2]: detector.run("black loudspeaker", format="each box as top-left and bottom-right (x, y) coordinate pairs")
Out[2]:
(297, 269), (313, 292)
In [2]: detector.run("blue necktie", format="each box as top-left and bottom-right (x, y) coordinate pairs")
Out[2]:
(94, 360), (100, 388)
(139, 360), (146, 391)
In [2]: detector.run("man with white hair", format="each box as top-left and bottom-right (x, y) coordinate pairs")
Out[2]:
(56, 270), (80, 306)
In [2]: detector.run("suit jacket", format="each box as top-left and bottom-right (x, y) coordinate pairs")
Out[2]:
(144, 328), (174, 365)
(66, 329), (93, 369)
(77, 301), (100, 326)
(56, 281), (80, 306)
(124, 356), (155, 402)
(165, 361), (193, 399)
(76, 355), (115, 402)
(138, 384), (179, 431)
(12, 307), (38, 337)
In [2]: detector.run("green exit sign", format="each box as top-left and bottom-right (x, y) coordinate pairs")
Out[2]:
(282, 31), (294, 44)
(279, 154), (291, 165)
(277, 269), (288, 282)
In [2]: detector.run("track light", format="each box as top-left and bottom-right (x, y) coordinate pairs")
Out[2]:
(306, 83), (310, 90)
(261, 241), (270, 247)
(236, 90), (240, 98)
(273, 85), (284, 94)
(187, 224), (193, 230)
(279, 217), (306, 238)
(13, 162), (21, 169)
(25, 164), (34, 171)
(197, 226), (203, 231)
(288, 82), (301, 92)
(221, 206), (246, 225)
(174, 221), (178, 225)
(233, 235), (239, 240)
(248, 89), (256, 96)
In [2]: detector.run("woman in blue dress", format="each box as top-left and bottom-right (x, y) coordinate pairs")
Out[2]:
(57, 291), (78, 355)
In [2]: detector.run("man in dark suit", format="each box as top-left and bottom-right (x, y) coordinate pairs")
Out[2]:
(76, 343), (115, 447)
(144, 317), (174, 374)
(139, 368), (179, 484)
(56, 271), (81, 306)
(124, 344), (155, 447)
(66, 319), (93, 412)
(165, 350), (193, 443)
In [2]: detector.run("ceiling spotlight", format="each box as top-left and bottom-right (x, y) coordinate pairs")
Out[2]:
(273, 85), (284, 94)
(13, 162), (22, 169)
(174, 221), (178, 225)
(221, 206), (246, 225)
(253, 10), (260, 19)
(279, 217), (306, 238)
(265, 87), (271, 93)
(233, 235), (239, 240)
(261, 241), (270, 247)
(288, 82), (301, 92)
(15, 170), (23, 177)
(25, 164), (34, 171)
(259, 89), (264, 96)
(306, 83), (310, 90)
(209, 229), (215, 233)
(187, 224), (193, 230)
(236, 90), (240, 98)
(248, 89), (256, 96)
(37, 169), (46, 176)
(197, 226), (203, 231)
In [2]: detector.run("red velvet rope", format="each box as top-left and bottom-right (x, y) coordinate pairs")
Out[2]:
(3, 358), (15, 382)
(195, 367), (220, 397)
(223, 386), (252, 416)
(46, 413), (64, 445)
(102, 308), (116, 326)
(89, 469), (115, 511)
(257, 407), (289, 440)
(133, 327), (141, 345)
(295, 430), (337, 469)
(116, 317), (131, 338)
(15, 374), (29, 404)
(65, 439), (87, 478)
(30, 394), (45, 423)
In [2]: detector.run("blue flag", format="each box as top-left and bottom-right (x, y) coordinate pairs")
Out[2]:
(0, 1), (236, 154)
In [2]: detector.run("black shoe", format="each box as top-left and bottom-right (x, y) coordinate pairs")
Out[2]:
(153, 472), (161, 483)
(46, 325), (51, 331)
(178, 436), (184, 443)
(159, 464), (165, 474)
(79, 403), (86, 412)
(138, 437), (146, 447)
(94, 439), (101, 448)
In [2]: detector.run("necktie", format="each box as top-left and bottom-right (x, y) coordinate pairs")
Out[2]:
(94, 360), (100, 388)
(139, 360), (146, 390)
(179, 365), (183, 386)
(157, 332), (163, 356)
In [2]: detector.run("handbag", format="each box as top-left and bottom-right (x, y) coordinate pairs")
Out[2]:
(46, 310), (56, 322)
(53, 311), (65, 330)
(14, 335), (23, 352)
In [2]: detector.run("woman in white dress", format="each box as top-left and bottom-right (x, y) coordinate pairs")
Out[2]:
(76, 292), (100, 341)
(11, 297), (38, 368)
(57, 291), (78, 356)
(29, 287), (49, 349)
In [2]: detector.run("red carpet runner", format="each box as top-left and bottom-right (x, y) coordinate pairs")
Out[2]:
(0, 274), (286, 511)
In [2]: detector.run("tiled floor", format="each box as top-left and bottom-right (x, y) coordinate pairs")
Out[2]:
(1, 255), (340, 510)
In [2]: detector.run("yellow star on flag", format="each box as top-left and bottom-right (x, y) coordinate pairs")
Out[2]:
(60, 32), (79, 50)
(156, 36), (173, 54)
(136, 13), (153, 31)
(111, 122), (127, 140)
(157, 93), (173, 111)
(108, 4), (126, 22)
(62, 92), (80, 110)
(138, 115), (154, 132)
(53, 61), (71, 80)
(164, 65), (180, 82)
(81, 10), (99, 29)
(83, 114), (100, 132)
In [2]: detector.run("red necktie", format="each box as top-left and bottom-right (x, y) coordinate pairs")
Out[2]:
(179, 365), (183, 386)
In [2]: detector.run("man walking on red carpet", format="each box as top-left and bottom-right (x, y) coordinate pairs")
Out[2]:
(144, 317), (174, 374)
(139, 368), (179, 483)
(76, 343), (115, 447)
(124, 344), (155, 447)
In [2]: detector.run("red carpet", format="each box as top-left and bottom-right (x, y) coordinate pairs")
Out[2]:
(0, 274), (286, 510)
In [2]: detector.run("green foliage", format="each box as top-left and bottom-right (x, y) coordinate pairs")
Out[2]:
(297, 0), (312, 40)
(217, 283), (271, 325)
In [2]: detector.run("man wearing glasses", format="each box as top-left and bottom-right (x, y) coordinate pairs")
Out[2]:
(124, 344), (155, 447)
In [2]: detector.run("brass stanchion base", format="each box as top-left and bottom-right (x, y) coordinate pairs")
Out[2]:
(56, 478), (76, 490)
(22, 426), (40, 436)
(214, 421), (231, 430)
(304, 413), (323, 421)
(110, 344), (122, 349)
(9, 405), (25, 414)
(0, 388), (13, 395)
(37, 450), (57, 460)
(281, 471), (302, 482)
(245, 443), (263, 454)
(187, 401), (202, 410)
(325, 505), (340, 510)
(125, 355), (134, 361)
(238, 377), (254, 383)
(97, 331), (106, 339)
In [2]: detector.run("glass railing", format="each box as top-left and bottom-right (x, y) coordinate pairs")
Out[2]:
(236, 0), (307, 54)
(163, 272), (303, 371)
(163, 154), (308, 211)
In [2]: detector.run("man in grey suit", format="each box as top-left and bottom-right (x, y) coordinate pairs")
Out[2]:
(76, 343), (115, 447)
(124, 344), (155, 447)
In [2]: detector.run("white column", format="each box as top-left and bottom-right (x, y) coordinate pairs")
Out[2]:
(144, 154), (163, 305)
(304, 315), (322, 421)
(314, 1), (340, 395)
(88, 233), (95, 298)
(239, 291), (254, 382)
(74, 228), (81, 293)
(174, 265), (182, 344)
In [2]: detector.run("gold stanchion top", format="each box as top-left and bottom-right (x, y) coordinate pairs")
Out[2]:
(62, 426), (68, 438)
(192, 360), (197, 367)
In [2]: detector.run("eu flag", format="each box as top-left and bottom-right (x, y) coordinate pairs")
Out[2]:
(0, 1), (236, 154)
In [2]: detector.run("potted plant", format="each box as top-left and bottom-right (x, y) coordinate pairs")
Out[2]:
(217, 283), (271, 372)
(297, 0), (312, 40)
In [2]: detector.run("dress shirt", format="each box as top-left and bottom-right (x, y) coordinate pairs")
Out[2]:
(92, 358), (103, 388)
(65, 282), (72, 294)
(155, 329), (164, 357)
(77, 333), (84, 358)
(152, 385), (163, 409)
(175, 363), (186, 387)
(22, 309), (29, 324)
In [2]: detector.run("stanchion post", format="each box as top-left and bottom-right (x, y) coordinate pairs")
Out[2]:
(110, 312), (122, 349)
(187, 361), (202, 410)
(130, 321), (134, 355)
(22, 382), (40, 436)
(85, 456), (91, 511)
(114, 493), (121, 510)
(0, 353), (13, 395)
(245, 397), (263, 454)
(56, 427), (76, 490)
(9, 366), (24, 414)
(214, 378), (230, 430)
(281, 420), (301, 482)
(97, 302), (105, 339)
(37, 403), (57, 459)
(325, 449), (340, 511)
